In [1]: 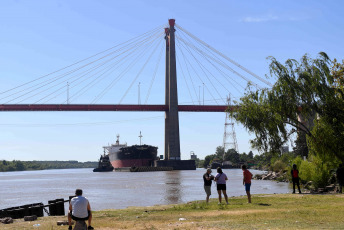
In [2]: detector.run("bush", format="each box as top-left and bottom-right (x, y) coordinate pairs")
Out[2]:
(298, 155), (331, 189)
(272, 160), (287, 172)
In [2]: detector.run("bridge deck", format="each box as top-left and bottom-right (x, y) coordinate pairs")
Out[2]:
(0, 104), (234, 112)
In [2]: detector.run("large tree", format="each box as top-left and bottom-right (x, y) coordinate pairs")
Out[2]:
(231, 52), (344, 162)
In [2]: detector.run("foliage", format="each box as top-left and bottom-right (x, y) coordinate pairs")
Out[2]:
(0, 160), (98, 172)
(331, 58), (344, 91)
(223, 149), (240, 164)
(195, 159), (204, 168)
(202, 146), (254, 168)
(298, 155), (331, 188)
(231, 52), (344, 162)
(293, 131), (308, 158)
(203, 154), (216, 168)
(215, 146), (225, 159)
(272, 160), (287, 173)
(252, 151), (278, 169)
(248, 151), (254, 159)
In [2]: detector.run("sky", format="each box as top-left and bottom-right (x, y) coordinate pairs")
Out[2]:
(1, 0), (344, 162)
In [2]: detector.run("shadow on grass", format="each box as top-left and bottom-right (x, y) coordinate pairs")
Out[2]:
(257, 203), (271, 206)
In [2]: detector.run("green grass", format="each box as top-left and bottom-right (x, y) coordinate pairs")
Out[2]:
(3, 194), (344, 229)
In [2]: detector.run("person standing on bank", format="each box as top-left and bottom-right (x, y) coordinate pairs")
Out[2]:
(336, 164), (344, 193)
(214, 167), (229, 204)
(203, 168), (214, 203)
(291, 164), (301, 194)
(242, 165), (253, 203)
(68, 189), (94, 230)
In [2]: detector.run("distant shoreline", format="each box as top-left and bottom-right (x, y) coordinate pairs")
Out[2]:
(0, 160), (97, 172)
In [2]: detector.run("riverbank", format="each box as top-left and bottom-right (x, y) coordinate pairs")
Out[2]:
(0, 160), (97, 172)
(3, 194), (344, 229)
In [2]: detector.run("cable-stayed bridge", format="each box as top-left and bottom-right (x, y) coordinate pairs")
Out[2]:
(0, 19), (270, 168)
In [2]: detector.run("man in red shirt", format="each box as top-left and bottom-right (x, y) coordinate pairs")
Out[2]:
(291, 164), (301, 194)
(242, 165), (253, 203)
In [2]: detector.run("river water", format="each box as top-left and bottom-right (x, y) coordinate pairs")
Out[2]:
(0, 168), (291, 211)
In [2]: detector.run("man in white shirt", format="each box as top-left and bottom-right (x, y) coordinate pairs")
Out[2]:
(68, 189), (93, 230)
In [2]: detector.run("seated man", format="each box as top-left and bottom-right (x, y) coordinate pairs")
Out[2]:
(68, 189), (94, 230)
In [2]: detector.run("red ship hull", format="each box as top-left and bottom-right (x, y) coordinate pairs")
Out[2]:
(111, 159), (153, 168)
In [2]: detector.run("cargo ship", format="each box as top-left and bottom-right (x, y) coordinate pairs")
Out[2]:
(103, 134), (158, 168)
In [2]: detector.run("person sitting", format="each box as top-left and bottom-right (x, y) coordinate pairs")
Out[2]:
(68, 189), (94, 230)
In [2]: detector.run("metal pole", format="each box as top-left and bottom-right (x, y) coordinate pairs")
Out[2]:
(199, 86), (200, 105)
(203, 83), (204, 105)
(138, 82), (141, 105)
(139, 131), (143, 145)
(67, 82), (69, 104)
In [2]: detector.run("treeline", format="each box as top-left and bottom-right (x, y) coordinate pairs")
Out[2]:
(196, 146), (255, 168)
(0, 160), (98, 172)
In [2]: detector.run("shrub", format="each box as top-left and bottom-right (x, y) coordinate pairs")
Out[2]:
(298, 155), (331, 188)
(272, 160), (287, 172)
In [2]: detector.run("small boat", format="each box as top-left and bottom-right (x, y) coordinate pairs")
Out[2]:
(93, 153), (114, 172)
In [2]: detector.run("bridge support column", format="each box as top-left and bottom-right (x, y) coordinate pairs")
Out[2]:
(166, 19), (181, 160)
(159, 19), (195, 170)
(164, 27), (170, 160)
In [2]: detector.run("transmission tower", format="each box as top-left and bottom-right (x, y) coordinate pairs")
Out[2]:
(223, 95), (239, 160)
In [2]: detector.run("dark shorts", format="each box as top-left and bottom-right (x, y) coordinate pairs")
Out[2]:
(292, 178), (300, 184)
(245, 183), (251, 191)
(69, 210), (90, 221)
(217, 184), (226, 191)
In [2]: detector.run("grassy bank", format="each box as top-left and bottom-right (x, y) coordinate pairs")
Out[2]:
(3, 194), (344, 229)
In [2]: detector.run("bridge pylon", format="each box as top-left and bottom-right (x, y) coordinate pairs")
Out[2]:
(158, 19), (195, 170)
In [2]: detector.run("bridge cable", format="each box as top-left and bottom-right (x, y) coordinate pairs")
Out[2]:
(176, 49), (195, 105)
(176, 32), (255, 92)
(92, 33), (164, 104)
(13, 27), (164, 104)
(177, 34), (232, 95)
(176, 36), (225, 104)
(144, 44), (164, 104)
(0, 24), (166, 96)
(176, 42), (219, 105)
(1, 25), (165, 103)
(15, 29), (163, 104)
(176, 29), (246, 93)
(118, 38), (164, 104)
(177, 42), (199, 101)
(176, 33), (244, 95)
(65, 31), (164, 104)
(176, 24), (272, 87)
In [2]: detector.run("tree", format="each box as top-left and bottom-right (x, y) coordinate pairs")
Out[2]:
(215, 146), (225, 160)
(203, 154), (216, 168)
(224, 149), (240, 164)
(293, 131), (308, 158)
(248, 151), (254, 159)
(331, 58), (344, 91)
(231, 52), (344, 162)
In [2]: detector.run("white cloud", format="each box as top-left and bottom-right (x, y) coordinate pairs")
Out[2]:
(242, 15), (279, 23)
(242, 13), (311, 23)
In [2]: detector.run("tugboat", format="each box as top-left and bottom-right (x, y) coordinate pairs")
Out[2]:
(93, 151), (114, 172)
